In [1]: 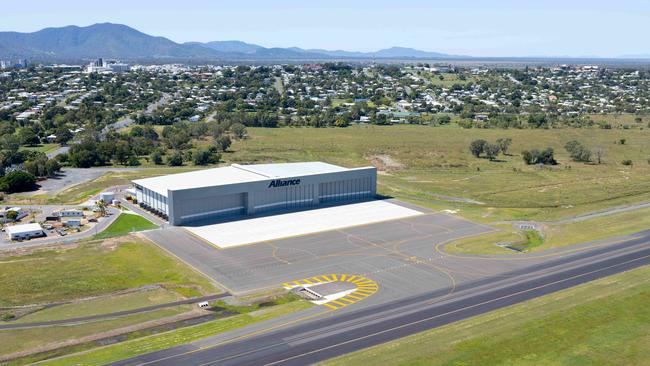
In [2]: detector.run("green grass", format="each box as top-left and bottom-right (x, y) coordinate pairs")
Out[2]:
(6, 167), (203, 205)
(508, 230), (544, 252)
(35, 299), (312, 366)
(14, 288), (183, 324)
(94, 213), (158, 239)
(447, 205), (650, 255)
(19, 143), (61, 154)
(0, 306), (191, 360)
(0, 237), (218, 307)
(226, 125), (650, 222)
(12, 124), (650, 224)
(428, 73), (479, 87)
(323, 264), (650, 366)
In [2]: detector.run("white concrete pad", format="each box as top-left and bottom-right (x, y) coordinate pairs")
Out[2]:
(185, 200), (423, 248)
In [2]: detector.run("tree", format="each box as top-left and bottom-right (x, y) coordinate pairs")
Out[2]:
(55, 128), (73, 145)
(167, 152), (183, 166)
(69, 150), (95, 168)
(193, 149), (213, 166)
(538, 148), (557, 165)
(125, 156), (141, 166)
(0, 171), (37, 193)
(484, 144), (501, 161)
(5, 210), (18, 221)
(469, 139), (488, 158)
(496, 138), (512, 155)
(594, 147), (604, 164)
(216, 135), (232, 152)
(564, 140), (591, 162)
(230, 123), (247, 139)
(334, 116), (350, 127)
(113, 140), (133, 165)
(18, 128), (39, 146)
(522, 148), (557, 165)
(150, 150), (163, 165)
(437, 115), (452, 125)
(96, 199), (107, 217)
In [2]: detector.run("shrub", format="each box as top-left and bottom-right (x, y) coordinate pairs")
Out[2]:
(469, 139), (488, 157)
(0, 171), (37, 193)
(167, 152), (183, 167)
(522, 147), (557, 165)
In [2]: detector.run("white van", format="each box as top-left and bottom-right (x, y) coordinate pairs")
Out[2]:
(197, 301), (210, 309)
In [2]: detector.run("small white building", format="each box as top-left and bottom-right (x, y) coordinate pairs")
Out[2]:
(63, 219), (83, 228)
(99, 191), (115, 202)
(57, 209), (84, 217)
(5, 223), (45, 240)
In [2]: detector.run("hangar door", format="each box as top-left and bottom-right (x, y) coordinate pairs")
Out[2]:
(177, 192), (246, 223)
(319, 177), (373, 203)
(253, 184), (316, 214)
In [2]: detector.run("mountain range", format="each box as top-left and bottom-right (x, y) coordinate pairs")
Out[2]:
(0, 23), (463, 62)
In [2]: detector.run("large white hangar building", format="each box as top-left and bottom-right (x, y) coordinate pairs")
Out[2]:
(132, 162), (377, 226)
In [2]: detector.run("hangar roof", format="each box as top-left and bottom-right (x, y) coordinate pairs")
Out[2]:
(232, 162), (347, 178)
(132, 162), (352, 196)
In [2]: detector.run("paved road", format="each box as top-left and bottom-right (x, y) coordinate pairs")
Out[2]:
(0, 293), (230, 330)
(110, 231), (650, 366)
(46, 145), (70, 159)
(0, 206), (120, 251)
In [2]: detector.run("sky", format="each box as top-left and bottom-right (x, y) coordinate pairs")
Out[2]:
(3, 0), (650, 57)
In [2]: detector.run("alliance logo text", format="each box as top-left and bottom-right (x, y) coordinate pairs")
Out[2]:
(268, 179), (301, 188)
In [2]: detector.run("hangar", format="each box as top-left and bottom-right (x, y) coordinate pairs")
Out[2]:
(132, 162), (377, 226)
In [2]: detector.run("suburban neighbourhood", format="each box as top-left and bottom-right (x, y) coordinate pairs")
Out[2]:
(1, 3), (650, 366)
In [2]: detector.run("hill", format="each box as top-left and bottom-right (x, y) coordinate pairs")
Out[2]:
(0, 23), (463, 61)
(0, 23), (223, 60)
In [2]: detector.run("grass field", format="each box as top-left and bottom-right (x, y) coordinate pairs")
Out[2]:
(35, 299), (312, 366)
(447, 205), (650, 254)
(0, 236), (218, 307)
(427, 73), (479, 87)
(0, 306), (191, 360)
(9, 124), (650, 223)
(323, 264), (650, 366)
(19, 143), (61, 155)
(94, 213), (158, 239)
(227, 125), (650, 222)
(14, 288), (183, 324)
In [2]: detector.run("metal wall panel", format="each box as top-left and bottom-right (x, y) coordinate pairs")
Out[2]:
(253, 183), (315, 214)
(177, 192), (246, 222)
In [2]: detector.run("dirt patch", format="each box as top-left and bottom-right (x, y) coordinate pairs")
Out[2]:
(100, 234), (133, 250)
(368, 154), (404, 172)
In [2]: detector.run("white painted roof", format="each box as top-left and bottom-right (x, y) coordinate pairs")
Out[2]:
(132, 162), (350, 196)
(5, 223), (43, 235)
(232, 162), (347, 178)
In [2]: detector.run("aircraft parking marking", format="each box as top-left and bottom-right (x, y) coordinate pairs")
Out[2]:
(282, 273), (379, 309)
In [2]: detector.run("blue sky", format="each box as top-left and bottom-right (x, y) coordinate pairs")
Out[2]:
(3, 0), (649, 57)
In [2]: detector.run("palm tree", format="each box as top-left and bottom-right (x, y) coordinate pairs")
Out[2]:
(97, 199), (107, 217)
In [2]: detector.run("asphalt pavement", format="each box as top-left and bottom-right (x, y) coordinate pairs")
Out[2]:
(109, 231), (650, 366)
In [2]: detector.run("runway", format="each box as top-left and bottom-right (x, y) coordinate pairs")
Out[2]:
(110, 229), (650, 366)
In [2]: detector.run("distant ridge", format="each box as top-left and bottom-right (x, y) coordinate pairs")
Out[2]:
(0, 23), (464, 62)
